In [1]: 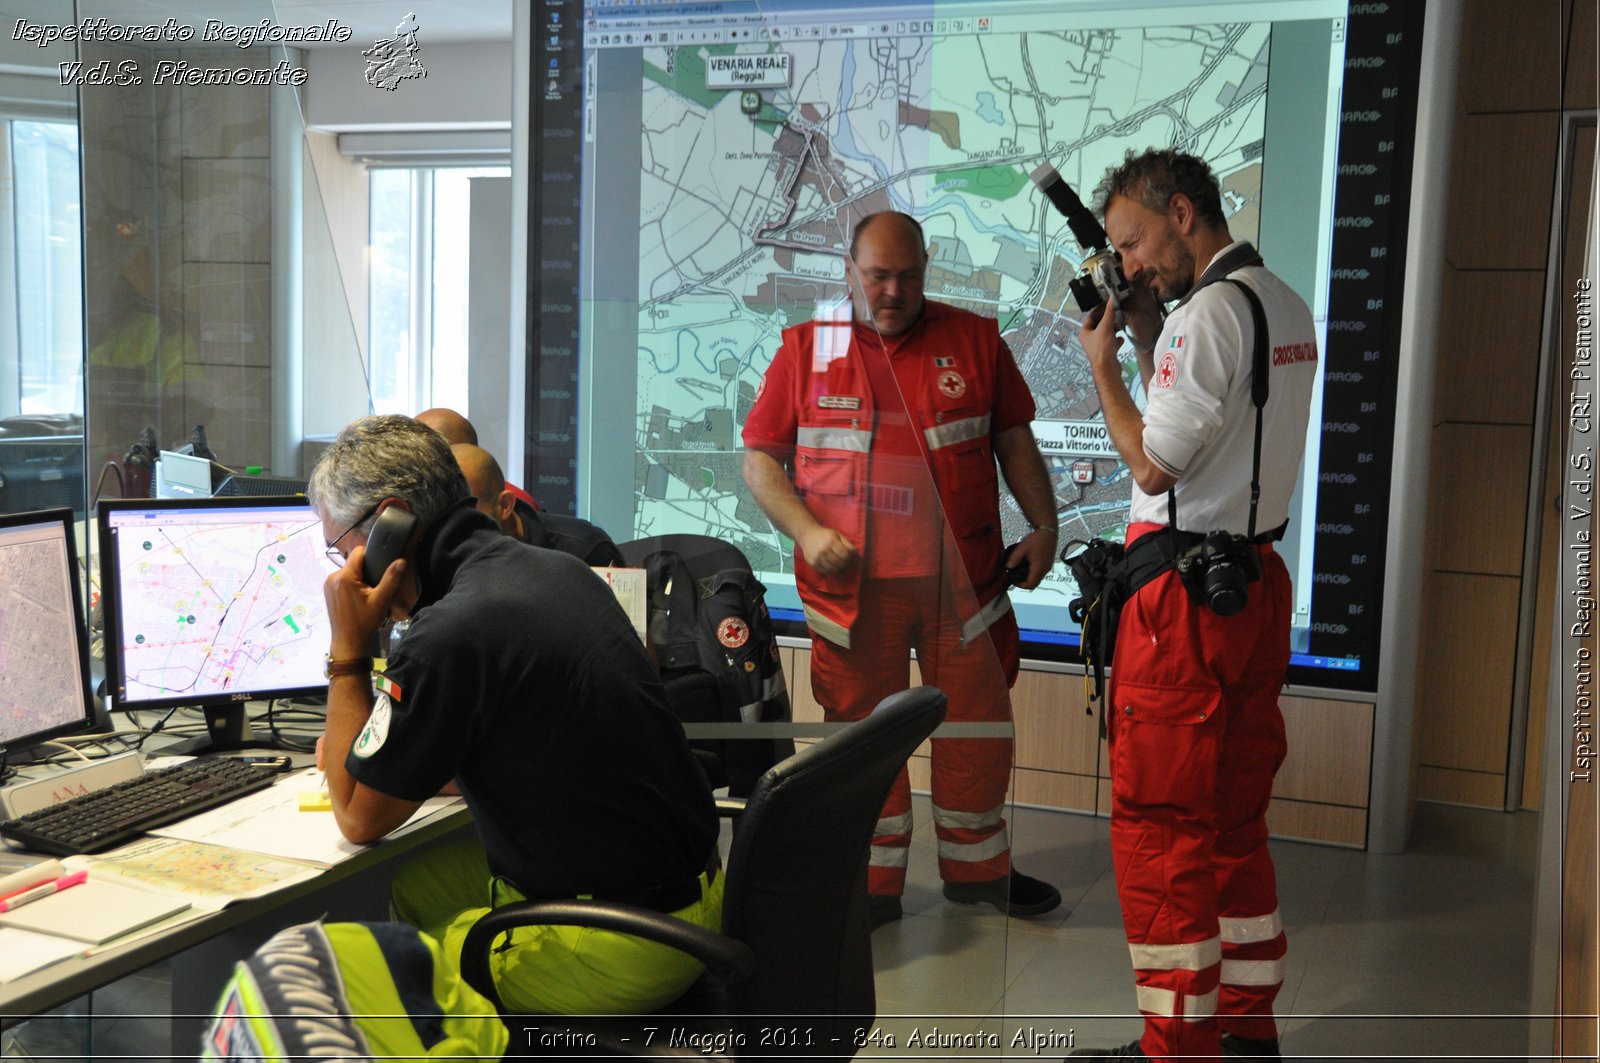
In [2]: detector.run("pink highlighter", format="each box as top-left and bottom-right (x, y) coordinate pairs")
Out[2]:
(0, 869), (88, 913)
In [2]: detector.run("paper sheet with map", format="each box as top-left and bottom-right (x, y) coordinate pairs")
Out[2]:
(63, 836), (324, 911)
(150, 767), (464, 867)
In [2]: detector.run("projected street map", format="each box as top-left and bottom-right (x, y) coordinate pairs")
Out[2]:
(568, 0), (1404, 679)
(630, 21), (1271, 611)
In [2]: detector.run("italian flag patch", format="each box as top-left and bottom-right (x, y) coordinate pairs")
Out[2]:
(372, 672), (402, 702)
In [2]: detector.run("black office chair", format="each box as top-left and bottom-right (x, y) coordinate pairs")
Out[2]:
(460, 685), (948, 1059)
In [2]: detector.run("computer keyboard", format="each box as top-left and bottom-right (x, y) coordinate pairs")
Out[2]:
(0, 758), (280, 856)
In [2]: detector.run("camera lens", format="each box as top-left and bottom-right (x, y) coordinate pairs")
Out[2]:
(1204, 559), (1248, 617)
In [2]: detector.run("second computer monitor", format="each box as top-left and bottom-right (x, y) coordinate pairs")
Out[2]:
(97, 496), (339, 713)
(0, 509), (98, 761)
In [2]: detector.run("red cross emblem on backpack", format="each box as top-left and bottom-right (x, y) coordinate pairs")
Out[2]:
(717, 617), (750, 648)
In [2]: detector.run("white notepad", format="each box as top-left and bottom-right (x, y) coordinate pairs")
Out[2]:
(593, 566), (648, 643)
(0, 878), (191, 944)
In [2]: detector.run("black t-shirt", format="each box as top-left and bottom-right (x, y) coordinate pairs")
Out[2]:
(516, 500), (625, 567)
(347, 505), (715, 897)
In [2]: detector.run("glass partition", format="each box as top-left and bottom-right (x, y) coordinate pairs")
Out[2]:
(0, 0), (1186, 1050)
(566, 0), (1374, 1050)
(1, 2), (374, 1051)
(73, 0), (373, 497)
(0, 0), (84, 523)
(575, 0), (1071, 1045)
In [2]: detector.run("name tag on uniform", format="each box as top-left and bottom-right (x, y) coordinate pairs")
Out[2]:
(818, 395), (862, 410)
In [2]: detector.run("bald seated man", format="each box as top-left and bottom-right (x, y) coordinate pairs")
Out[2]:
(417, 407), (542, 511)
(417, 407), (477, 446)
(452, 443), (624, 567)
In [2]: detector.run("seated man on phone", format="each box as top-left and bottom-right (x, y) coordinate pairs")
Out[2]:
(309, 414), (720, 1014)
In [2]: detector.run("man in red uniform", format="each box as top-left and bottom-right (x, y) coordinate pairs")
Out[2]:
(742, 211), (1061, 927)
(1069, 151), (1317, 1062)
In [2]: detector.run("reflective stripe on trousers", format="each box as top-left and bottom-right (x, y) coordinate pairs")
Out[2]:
(809, 589), (1012, 651)
(933, 802), (1008, 866)
(1136, 985), (1219, 1022)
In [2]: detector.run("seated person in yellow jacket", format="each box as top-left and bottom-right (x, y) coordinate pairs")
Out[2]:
(310, 414), (721, 1014)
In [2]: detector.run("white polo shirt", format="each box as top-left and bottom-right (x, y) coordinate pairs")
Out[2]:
(1130, 242), (1320, 535)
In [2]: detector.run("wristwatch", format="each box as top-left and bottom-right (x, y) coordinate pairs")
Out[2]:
(324, 654), (373, 679)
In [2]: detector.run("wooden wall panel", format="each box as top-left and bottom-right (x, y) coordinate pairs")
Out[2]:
(908, 755), (930, 792)
(1012, 667), (1098, 776)
(1460, 0), (1567, 113)
(1417, 764), (1508, 808)
(1277, 696), (1374, 807)
(1417, 573), (1521, 786)
(1564, 0), (1598, 112)
(785, 644), (1375, 845)
(1436, 271), (1545, 426)
(1265, 799), (1367, 848)
(1431, 424), (1534, 576)
(1010, 768), (1097, 813)
(1446, 113), (1562, 270)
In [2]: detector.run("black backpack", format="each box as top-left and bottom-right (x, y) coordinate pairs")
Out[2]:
(616, 534), (794, 797)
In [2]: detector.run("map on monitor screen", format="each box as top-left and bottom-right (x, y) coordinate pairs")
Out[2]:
(101, 501), (337, 708)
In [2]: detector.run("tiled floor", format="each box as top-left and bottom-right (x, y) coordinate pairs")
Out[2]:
(1, 800), (1543, 1061)
(869, 798), (1543, 1061)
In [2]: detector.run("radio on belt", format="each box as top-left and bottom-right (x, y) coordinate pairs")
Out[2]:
(1029, 162), (1134, 322)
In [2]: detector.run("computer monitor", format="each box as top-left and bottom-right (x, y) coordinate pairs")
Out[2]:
(0, 435), (86, 519)
(97, 496), (338, 754)
(154, 449), (215, 499)
(213, 473), (309, 498)
(0, 509), (98, 767)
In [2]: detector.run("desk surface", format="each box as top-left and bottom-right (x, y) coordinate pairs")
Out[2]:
(0, 791), (473, 1023)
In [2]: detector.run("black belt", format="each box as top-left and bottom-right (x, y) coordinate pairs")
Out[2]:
(1126, 520), (1285, 574)
(537, 847), (720, 915)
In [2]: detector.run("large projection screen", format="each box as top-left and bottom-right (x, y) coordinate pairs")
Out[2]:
(526, 0), (1426, 694)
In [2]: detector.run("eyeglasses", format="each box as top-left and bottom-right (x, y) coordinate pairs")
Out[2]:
(324, 501), (380, 564)
(857, 268), (924, 286)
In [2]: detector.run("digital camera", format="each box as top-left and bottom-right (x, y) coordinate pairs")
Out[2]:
(1071, 249), (1132, 318)
(1173, 531), (1263, 617)
(1029, 163), (1133, 316)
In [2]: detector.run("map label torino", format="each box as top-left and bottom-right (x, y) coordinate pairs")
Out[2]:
(704, 52), (791, 89)
(1034, 420), (1119, 457)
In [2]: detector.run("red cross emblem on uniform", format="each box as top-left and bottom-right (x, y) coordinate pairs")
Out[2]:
(717, 617), (750, 649)
(1156, 351), (1179, 390)
(937, 369), (966, 398)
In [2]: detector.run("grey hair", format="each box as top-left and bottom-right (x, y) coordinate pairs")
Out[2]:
(1092, 148), (1227, 229)
(307, 414), (470, 533)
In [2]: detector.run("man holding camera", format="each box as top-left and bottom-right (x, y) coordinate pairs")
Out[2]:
(1070, 151), (1318, 1062)
(742, 211), (1061, 927)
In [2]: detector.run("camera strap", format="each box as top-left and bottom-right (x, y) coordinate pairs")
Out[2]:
(1221, 276), (1270, 542)
(1162, 244), (1273, 542)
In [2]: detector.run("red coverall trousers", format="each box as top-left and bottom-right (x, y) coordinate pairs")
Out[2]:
(1108, 524), (1291, 1061)
(810, 575), (1019, 896)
